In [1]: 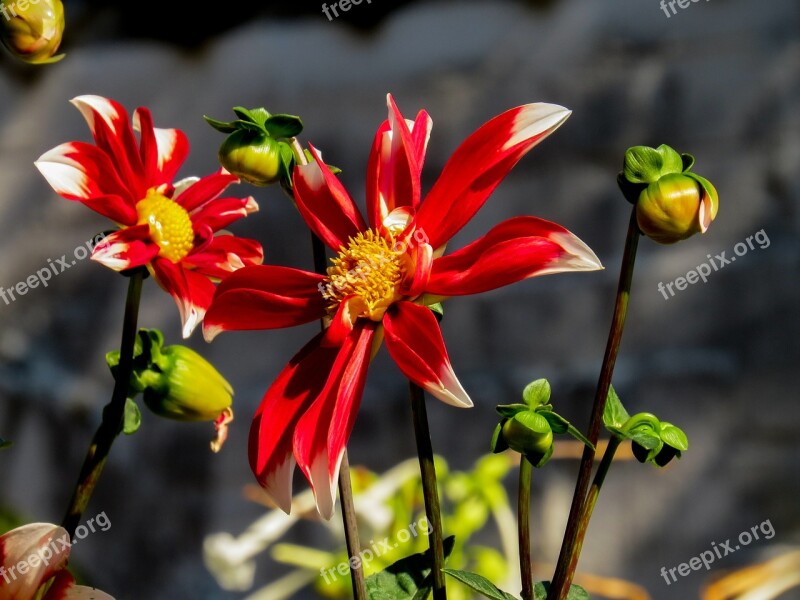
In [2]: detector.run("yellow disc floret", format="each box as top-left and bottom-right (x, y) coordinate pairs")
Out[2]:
(136, 189), (194, 263)
(321, 230), (404, 321)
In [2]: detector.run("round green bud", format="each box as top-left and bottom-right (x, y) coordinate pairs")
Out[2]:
(0, 0), (65, 64)
(501, 411), (553, 456)
(218, 130), (282, 186)
(636, 173), (719, 244)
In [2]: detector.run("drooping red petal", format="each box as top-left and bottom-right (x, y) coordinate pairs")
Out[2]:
(293, 144), (367, 251)
(35, 142), (138, 224)
(150, 259), (216, 338)
(175, 170), (241, 213)
(184, 234), (264, 280)
(203, 266), (327, 341)
(293, 322), (376, 519)
(366, 94), (423, 228)
(91, 224), (159, 271)
(189, 196), (259, 232)
(70, 95), (145, 197)
(416, 103), (572, 248)
(0, 523), (71, 600)
(249, 332), (340, 513)
(425, 216), (602, 296)
(383, 301), (472, 408)
(132, 107), (189, 185)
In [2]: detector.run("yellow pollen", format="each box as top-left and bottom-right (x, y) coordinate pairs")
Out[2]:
(322, 230), (404, 321)
(136, 189), (194, 263)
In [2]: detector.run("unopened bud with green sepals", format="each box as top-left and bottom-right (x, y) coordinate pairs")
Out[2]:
(618, 144), (719, 244)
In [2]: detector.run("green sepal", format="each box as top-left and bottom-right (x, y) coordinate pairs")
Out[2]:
(540, 411), (594, 450)
(617, 171), (646, 205)
(602, 385), (630, 430)
(428, 302), (444, 322)
(123, 398), (142, 435)
(232, 106), (270, 128)
(495, 404), (529, 419)
(522, 379), (551, 407)
(513, 411), (550, 434)
(264, 114), (304, 138)
(490, 422), (509, 454)
(203, 116), (239, 133)
(365, 536), (455, 600)
(302, 148), (343, 175)
(534, 582), (590, 600)
(526, 442), (554, 468)
(628, 430), (662, 450)
(681, 152), (695, 172)
(441, 569), (518, 600)
(622, 144), (684, 185)
(684, 171), (719, 217)
(659, 422), (689, 452)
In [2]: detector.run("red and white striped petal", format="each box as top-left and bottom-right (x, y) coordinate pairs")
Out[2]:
(416, 103), (572, 249)
(70, 96), (145, 196)
(150, 259), (216, 338)
(383, 301), (472, 408)
(189, 196), (259, 232)
(293, 145), (367, 251)
(91, 225), (159, 271)
(203, 266), (327, 341)
(42, 571), (115, 600)
(132, 107), (189, 185)
(35, 142), (137, 224)
(0, 523), (71, 600)
(425, 216), (602, 296)
(293, 323), (376, 519)
(366, 95), (423, 228)
(175, 171), (241, 213)
(185, 234), (264, 280)
(249, 332), (340, 513)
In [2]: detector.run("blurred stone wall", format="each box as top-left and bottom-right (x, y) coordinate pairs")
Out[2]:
(1, 0), (798, 598)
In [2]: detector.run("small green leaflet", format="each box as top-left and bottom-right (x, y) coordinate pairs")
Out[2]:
(365, 537), (455, 600)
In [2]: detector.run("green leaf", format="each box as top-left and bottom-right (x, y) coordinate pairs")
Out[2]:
(123, 398), (142, 435)
(203, 116), (238, 133)
(534, 582), (590, 600)
(441, 569), (518, 600)
(602, 385), (629, 430)
(490, 423), (509, 454)
(232, 106), (270, 126)
(539, 411), (595, 450)
(365, 537), (455, 600)
(495, 404), (528, 419)
(264, 114), (304, 138)
(656, 144), (684, 175)
(522, 379), (551, 407)
(660, 422), (689, 451)
(236, 120), (268, 134)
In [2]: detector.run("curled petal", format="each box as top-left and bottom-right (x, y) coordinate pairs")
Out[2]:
(293, 145), (367, 251)
(204, 266), (327, 340)
(175, 171), (241, 213)
(383, 301), (472, 408)
(425, 216), (602, 296)
(92, 225), (159, 271)
(185, 235), (263, 280)
(417, 103), (572, 248)
(190, 196), (259, 232)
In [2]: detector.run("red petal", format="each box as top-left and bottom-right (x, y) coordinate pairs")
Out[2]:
(185, 234), (263, 280)
(383, 301), (472, 408)
(416, 103), (571, 248)
(91, 225), (159, 271)
(176, 171), (241, 213)
(133, 107), (189, 185)
(366, 95), (423, 228)
(203, 265), (327, 340)
(249, 332), (340, 513)
(35, 142), (138, 224)
(425, 216), (602, 296)
(293, 145), (367, 251)
(150, 259), (216, 338)
(190, 196), (259, 232)
(293, 323), (375, 519)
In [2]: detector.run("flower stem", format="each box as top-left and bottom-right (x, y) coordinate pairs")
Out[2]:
(61, 268), (144, 537)
(518, 457), (534, 600)
(409, 381), (447, 600)
(548, 209), (640, 599)
(293, 136), (367, 600)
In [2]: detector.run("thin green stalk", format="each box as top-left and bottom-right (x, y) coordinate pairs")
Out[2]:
(62, 268), (144, 537)
(292, 138), (366, 600)
(409, 382), (447, 600)
(548, 209), (640, 600)
(518, 457), (534, 600)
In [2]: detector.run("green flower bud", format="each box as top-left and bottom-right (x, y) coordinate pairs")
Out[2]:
(218, 130), (283, 186)
(0, 0), (65, 64)
(619, 144), (719, 245)
(624, 414), (688, 468)
(501, 411), (554, 456)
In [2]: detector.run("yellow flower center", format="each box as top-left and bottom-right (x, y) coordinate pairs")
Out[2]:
(321, 230), (404, 321)
(136, 189), (194, 263)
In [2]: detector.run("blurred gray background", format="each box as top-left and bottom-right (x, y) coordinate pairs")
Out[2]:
(1, 0), (798, 598)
